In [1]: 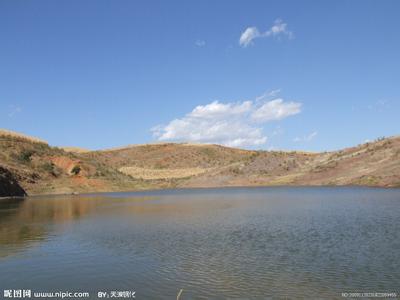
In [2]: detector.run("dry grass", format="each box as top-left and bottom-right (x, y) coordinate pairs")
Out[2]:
(119, 166), (209, 180)
(0, 129), (47, 144)
(2, 128), (400, 196)
(61, 147), (91, 153)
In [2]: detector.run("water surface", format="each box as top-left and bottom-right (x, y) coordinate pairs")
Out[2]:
(1, 187), (399, 299)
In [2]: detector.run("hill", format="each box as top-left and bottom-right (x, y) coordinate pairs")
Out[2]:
(179, 138), (400, 188)
(0, 129), (399, 196)
(0, 130), (156, 195)
(0, 129), (47, 144)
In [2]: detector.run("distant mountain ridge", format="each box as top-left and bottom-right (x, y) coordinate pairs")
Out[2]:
(0, 129), (399, 196)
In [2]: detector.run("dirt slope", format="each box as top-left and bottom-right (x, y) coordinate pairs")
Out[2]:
(0, 166), (26, 197)
(1, 129), (399, 196)
(180, 137), (400, 188)
(293, 137), (400, 186)
(89, 137), (400, 189)
(0, 131), (155, 195)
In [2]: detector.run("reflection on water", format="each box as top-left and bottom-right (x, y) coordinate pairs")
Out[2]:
(0, 195), (153, 257)
(0, 187), (399, 299)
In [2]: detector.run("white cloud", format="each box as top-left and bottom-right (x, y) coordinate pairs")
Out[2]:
(8, 105), (22, 118)
(195, 39), (206, 47)
(152, 92), (302, 148)
(266, 19), (293, 38)
(239, 19), (293, 47)
(252, 99), (302, 122)
(153, 118), (266, 148)
(239, 27), (261, 47)
(255, 89), (281, 102)
(189, 100), (252, 119)
(367, 99), (389, 111)
(293, 131), (318, 143)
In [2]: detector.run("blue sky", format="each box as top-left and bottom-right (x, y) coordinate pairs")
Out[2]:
(1, 0), (399, 151)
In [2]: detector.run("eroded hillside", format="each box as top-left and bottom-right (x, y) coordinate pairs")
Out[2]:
(1, 129), (399, 196)
(0, 130), (154, 195)
(87, 137), (400, 189)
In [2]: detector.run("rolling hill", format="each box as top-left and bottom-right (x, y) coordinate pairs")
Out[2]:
(1, 129), (399, 196)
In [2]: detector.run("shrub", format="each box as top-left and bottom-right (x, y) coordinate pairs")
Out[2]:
(17, 149), (35, 163)
(376, 136), (386, 142)
(71, 165), (81, 175)
(41, 162), (62, 177)
(41, 162), (54, 172)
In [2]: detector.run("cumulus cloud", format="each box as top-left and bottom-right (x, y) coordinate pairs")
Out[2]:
(152, 92), (302, 148)
(251, 99), (302, 122)
(239, 27), (261, 47)
(189, 100), (252, 119)
(239, 19), (293, 47)
(293, 131), (318, 143)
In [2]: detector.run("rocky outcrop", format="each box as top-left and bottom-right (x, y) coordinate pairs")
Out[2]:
(0, 166), (26, 197)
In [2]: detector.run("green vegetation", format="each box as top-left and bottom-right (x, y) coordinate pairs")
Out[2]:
(17, 149), (35, 163)
(40, 162), (62, 177)
(1, 129), (400, 196)
(355, 175), (381, 186)
(71, 165), (81, 175)
(41, 162), (54, 172)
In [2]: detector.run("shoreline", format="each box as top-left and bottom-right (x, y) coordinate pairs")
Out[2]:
(7, 183), (399, 199)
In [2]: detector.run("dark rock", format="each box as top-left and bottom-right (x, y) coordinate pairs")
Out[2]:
(0, 166), (27, 197)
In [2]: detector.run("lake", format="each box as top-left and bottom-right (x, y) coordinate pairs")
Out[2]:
(0, 187), (399, 299)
